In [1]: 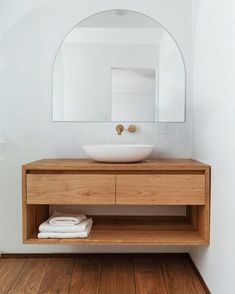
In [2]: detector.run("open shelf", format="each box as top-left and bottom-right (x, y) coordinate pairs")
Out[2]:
(24, 215), (208, 246)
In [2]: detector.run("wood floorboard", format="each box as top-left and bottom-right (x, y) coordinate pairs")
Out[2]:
(69, 257), (101, 294)
(0, 258), (25, 293)
(38, 258), (74, 294)
(133, 257), (167, 294)
(183, 259), (207, 294)
(8, 258), (50, 294)
(0, 256), (208, 294)
(98, 257), (136, 294)
(160, 257), (206, 294)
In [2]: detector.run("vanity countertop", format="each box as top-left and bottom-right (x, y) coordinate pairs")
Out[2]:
(23, 158), (209, 171)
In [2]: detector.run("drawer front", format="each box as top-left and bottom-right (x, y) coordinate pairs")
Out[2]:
(116, 174), (206, 205)
(27, 174), (115, 204)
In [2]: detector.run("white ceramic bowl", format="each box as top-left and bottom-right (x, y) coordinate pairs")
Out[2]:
(83, 144), (154, 163)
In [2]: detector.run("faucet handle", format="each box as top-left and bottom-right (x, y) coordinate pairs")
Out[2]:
(116, 124), (124, 135)
(128, 124), (137, 133)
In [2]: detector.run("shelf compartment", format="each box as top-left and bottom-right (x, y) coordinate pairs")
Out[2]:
(24, 215), (208, 246)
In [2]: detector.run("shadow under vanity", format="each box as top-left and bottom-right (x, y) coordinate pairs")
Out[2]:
(22, 159), (210, 245)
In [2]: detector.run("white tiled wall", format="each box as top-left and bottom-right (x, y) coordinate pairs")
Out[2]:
(190, 0), (235, 292)
(0, 0), (192, 253)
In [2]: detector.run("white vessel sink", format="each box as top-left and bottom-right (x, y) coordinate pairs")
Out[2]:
(83, 144), (154, 163)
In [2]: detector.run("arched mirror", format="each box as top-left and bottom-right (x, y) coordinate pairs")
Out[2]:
(52, 10), (186, 122)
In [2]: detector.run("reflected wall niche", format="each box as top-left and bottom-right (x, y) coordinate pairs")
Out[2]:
(53, 10), (186, 122)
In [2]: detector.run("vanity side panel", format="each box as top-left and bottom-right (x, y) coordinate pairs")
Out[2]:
(27, 174), (115, 205)
(196, 167), (210, 243)
(22, 166), (37, 242)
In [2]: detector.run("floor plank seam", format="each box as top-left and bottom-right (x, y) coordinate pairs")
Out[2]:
(6, 258), (27, 294)
(96, 258), (102, 294)
(159, 258), (169, 294)
(35, 259), (50, 294)
(68, 258), (75, 294)
(131, 258), (137, 294)
(37, 258), (55, 294)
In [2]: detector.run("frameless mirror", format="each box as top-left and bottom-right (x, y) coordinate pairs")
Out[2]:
(53, 10), (186, 122)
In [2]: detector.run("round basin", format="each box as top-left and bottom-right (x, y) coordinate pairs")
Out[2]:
(83, 144), (154, 163)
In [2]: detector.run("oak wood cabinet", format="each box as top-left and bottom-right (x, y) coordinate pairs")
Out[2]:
(116, 174), (206, 205)
(27, 174), (115, 205)
(22, 159), (210, 245)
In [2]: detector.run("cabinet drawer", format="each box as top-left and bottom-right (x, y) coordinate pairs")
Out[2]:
(27, 174), (115, 204)
(116, 174), (206, 205)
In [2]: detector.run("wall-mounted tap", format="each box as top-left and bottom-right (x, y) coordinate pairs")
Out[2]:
(128, 124), (137, 133)
(115, 124), (124, 135)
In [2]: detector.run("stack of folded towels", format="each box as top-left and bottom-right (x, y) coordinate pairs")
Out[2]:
(38, 211), (93, 239)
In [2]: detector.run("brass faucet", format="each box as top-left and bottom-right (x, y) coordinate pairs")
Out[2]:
(116, 124), (124, 135)
(128, 124), (137, 133)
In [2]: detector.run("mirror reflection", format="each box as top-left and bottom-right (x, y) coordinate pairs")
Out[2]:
(112, 68), (156, 121)
(53, 10), (186, 122)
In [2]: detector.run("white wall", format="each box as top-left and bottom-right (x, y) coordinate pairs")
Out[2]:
(0, 0), (192, 253)
(190, 0), (235, 293)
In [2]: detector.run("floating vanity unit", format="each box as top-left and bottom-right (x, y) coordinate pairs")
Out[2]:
(22, 159), (210, 245)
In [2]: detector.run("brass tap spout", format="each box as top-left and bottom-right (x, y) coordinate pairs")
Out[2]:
(116, 124), (124, 135)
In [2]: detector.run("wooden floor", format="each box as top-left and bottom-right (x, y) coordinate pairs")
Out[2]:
(0, 255), (208, 294)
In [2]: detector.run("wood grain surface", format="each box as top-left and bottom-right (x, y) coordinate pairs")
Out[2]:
(22, 159), (210, 246)
(23, 158), (209, 171)
(116, 174), (206, 205)
(27, 174), (115, 204)
(0, 256), (208, 293)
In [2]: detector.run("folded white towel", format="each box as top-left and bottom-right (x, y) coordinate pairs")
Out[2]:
(38, 220), (93, 239)
(39, 218), (93, 233)
(48, 211), (86, 226)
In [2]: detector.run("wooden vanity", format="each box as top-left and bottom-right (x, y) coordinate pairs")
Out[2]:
(22, 159), (210, 245)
